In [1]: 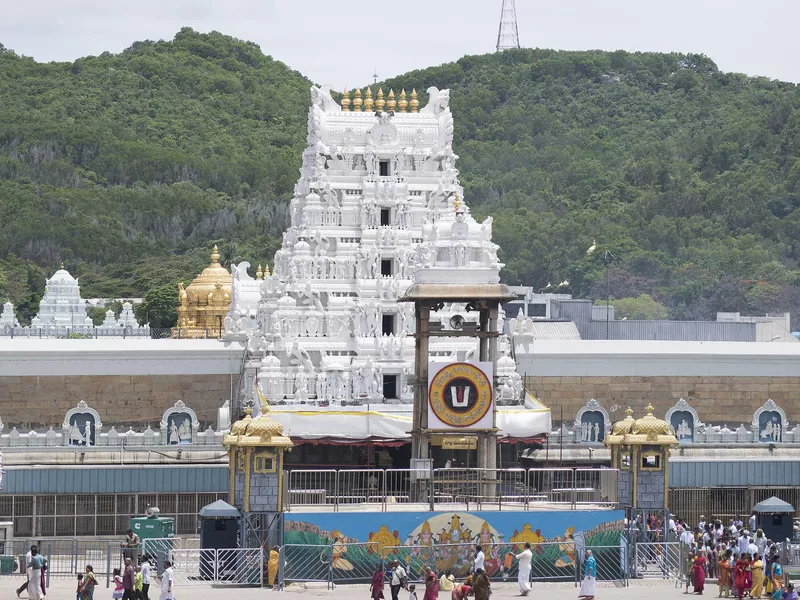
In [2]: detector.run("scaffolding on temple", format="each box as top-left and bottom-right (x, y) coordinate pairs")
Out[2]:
(496, 0), (521, 52)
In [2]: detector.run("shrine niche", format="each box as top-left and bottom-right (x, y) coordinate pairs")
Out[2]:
(161, 400), (199, 445)
(753, 399), (788, 443)
(665, 398), (698, 443)
(574, 398), (609, 443)
(62, 401), (102, 447)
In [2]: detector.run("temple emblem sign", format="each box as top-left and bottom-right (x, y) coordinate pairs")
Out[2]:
(428, 362), (493, 429)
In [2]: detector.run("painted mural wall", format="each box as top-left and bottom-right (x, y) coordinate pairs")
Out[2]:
(285, 510), (624, 581)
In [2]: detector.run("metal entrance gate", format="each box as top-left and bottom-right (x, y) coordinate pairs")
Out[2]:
(633, 541), (684, 581)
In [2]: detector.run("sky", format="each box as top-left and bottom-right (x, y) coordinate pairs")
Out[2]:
(1, 0), (799, 87)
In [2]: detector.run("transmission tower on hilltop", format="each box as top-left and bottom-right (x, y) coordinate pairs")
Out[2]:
(496, 0), (521, 52)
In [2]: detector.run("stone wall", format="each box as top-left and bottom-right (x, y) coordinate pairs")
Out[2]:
(249, 472), (280, 512)
(525, 375), (800, 424)
(0, 374), (237, 428)
(636, 470), (666, 510)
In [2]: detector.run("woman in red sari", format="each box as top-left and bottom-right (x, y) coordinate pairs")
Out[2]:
(370, 565), (385, 599)
(733, 555), (747, 600)
(692, 549), (707, 594)
(743, 554), (752, 596)
(423, 566), (439, 600)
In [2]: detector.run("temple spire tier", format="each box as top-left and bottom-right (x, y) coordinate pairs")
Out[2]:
(224, 84), (522, 414)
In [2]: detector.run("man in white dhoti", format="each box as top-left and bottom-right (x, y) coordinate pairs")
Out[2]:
(579, 549), (596, 599)
(27, 546), (46, 600)
(515, 542), (533, 595)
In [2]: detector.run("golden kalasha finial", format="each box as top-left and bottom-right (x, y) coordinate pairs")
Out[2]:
(387, 89), (396, 111)
(364, 87), (374, 112)
(625, 407), (634, 417)
(398, 89), (408, 112)
(211, 245), (220, 265)
(60, 262), (65, 269)
(256, 264), (264, 280)
(353, 88), (363, 112)
(376, 87), (385, 112)
(453, 194), (463, 213)
(410, 88), (419, 112)
(264, 263), (271, 277)
(341, 88), (351, 111)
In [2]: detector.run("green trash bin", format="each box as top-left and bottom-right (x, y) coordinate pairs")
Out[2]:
(0, 555), (17, 574)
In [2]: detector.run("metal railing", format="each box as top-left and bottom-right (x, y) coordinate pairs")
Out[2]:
(167, 548), (263, 586)
(278, 540), (629, 588)
(0, 327), (217, 339)
(285, 467), (619, 511)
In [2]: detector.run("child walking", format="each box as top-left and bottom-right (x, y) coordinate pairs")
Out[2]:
(112, 568), (124, 599)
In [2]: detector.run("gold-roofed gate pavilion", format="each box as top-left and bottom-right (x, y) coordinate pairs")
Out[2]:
(606, 405), (677, 510)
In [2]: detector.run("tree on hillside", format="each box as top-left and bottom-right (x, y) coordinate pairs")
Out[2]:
(607, 295), (669, 321)
(135, 285), (178, 329)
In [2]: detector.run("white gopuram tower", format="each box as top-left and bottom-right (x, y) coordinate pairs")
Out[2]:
(31, 265), (92, 329)
(225, 85), (537, 439)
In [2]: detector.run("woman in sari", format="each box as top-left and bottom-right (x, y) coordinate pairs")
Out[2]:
(744, 554), (752, 596)
(764, 556), (773, 598)
(692, 549), (707, 594)
(423, 566), (438, 600)
(733, 554), (747, 600)
(770, 557), (783, 600)
(719, 550), (732, 598)
(472, 569), (490, 600)
(370, 565), (385, 600)
(751, 554), (764, 598)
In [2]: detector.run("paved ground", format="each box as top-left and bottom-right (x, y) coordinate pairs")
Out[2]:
(1, 578), (684, 598)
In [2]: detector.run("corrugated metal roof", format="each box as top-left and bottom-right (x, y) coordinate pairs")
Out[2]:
(1, 465), (228, 494)
(669, 460), (800, 487)
(586, 320), (755, 342)
(528, 321), (582, 340)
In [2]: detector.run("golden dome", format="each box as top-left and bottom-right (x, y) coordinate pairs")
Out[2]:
(184, 246), (232, 305)
(247, 413), (286, 438)
(230, 410), (253, 436)
(173, 245), (232, 338)
(223, 406), (293, 448)
(632, 404), (673, 439)
(611, 408), (636, 435)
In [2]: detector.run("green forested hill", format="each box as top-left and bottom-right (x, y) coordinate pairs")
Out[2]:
(2, 29), (800, 325)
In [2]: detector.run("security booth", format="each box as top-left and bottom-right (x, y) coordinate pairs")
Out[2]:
(199, 500), (241, 580)
(753, 496), (795, 542)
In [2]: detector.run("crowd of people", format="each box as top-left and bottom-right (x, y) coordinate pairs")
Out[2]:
(369, 546), (495, 600)
(678, 515), (796, 600)
(14, 548), (173, 600)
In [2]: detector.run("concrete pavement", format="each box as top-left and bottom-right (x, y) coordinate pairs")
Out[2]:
(2, 578), (685, 598)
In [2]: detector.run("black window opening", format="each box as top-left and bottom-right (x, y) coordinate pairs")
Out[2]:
(381, 259), (393, 276)
(382, 314), (395, 335)
(531, 303), (547, 317)
(383, 374), (398, 399)
(379, 160), (390, 176)
(380, 208), (391, 226)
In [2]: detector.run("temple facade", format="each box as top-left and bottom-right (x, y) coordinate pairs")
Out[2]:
(30, 266), (92, 329)
(223, 85), (549, 451)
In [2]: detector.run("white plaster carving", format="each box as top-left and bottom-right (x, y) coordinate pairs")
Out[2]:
(62, 400), (102, 447)
(752, 399), (789, 443)
(573, 398), (610, 443)
(161, 399), (200, 445)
